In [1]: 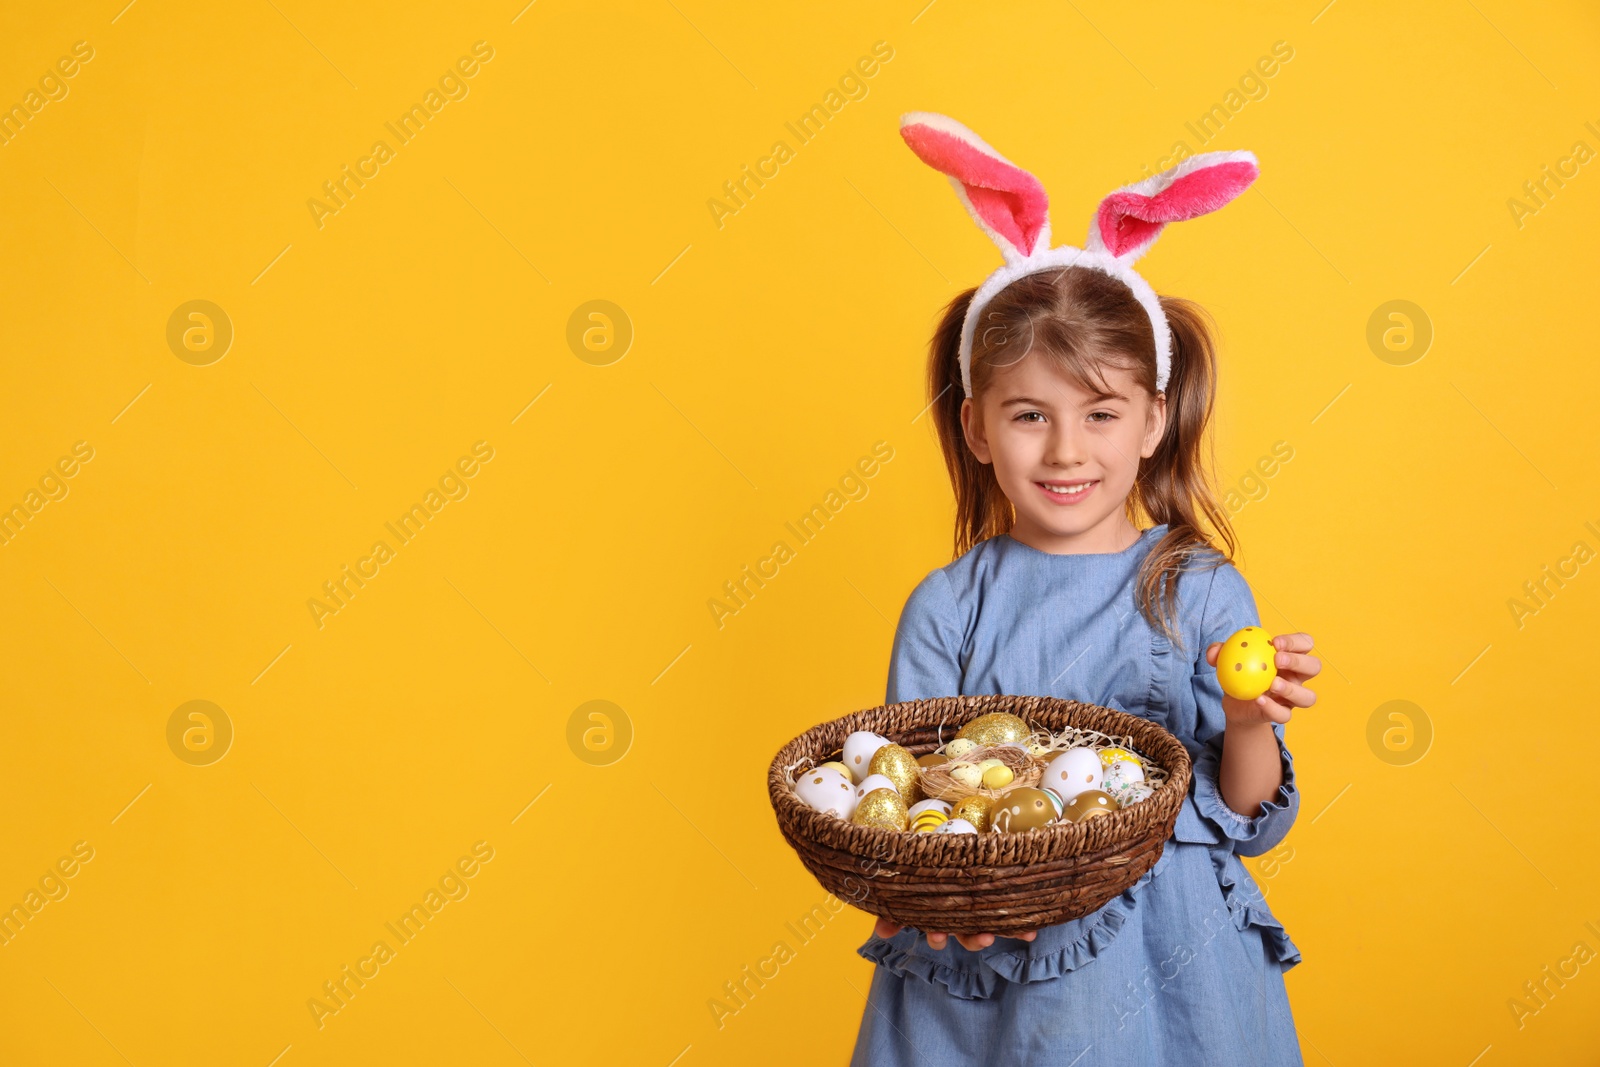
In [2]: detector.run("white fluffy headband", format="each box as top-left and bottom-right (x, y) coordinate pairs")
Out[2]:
(899, 112), (1259, 397)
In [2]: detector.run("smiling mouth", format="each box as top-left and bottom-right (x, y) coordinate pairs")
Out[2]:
(1037, 479), (1097, 501)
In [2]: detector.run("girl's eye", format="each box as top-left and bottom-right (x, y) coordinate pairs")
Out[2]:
(1088, 411), (1117, 423)
(1014, 411), (1046, 423)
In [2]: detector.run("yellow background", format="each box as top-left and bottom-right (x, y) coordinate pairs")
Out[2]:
(1, 0), (1597, 1063)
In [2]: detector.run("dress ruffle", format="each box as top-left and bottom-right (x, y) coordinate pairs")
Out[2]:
(856, 833), (1175, 1001)
(1189, 722), (1298, 856)
(1210, 845), (1302, 969)
(855, 799), (1302, 997)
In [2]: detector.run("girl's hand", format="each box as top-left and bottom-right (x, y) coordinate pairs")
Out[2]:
(873, 915), (1038, 951)
(1205, 631), (1321, 727)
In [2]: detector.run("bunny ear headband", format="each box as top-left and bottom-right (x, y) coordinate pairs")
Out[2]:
(898, 112), (1259, 397)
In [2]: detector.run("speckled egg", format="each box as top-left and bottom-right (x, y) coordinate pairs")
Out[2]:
(944, 738), (979, 760)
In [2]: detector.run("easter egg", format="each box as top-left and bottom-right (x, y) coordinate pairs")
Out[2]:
(951, 795), (993, 832)
(854, 773), (899, 801)
(851, 788), (909, 831)
(981, 763), (1015, 790)
(1042, 788), (1064, 818)
(1216, 626), (1277, 700)
(990, 788), (1058, 833)
(1097, 747), (1142, 768)
(794, 767), (857, 819)
(869, 744), (925, 805)
(1063, 789), (1120, 823)
(917, 752), (950, 768)
(818, 761), (853, 780)
(958, 712), (1030, 747)
(908, 799), (953, 832)
(948, 762), (984, 789)
(1025, 741), (1054, 759)
(1105, 780), (1154, 807)
(1042, 747), (1103, 803)
(1103, 760), (1145, 792)
(843, 731), (891, 783)
(936, 818), (978, 835)
(943, 738), (979, 760)
(908, 798), (953, 819)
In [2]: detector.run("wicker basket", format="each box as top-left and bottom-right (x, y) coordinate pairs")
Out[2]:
(767, 694), (1192, 935)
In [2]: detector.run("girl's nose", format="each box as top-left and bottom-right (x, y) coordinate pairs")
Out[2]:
(1044, 423), (1087, 466)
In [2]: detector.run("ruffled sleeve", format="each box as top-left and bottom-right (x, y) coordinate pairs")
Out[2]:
(886, 568), (965, 703)
(1187, 563), (1300, 858)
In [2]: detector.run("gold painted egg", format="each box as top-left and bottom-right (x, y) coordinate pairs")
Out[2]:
(1063, 789), (1121, 823)
(869, 744), (924, 805)
(957, 712), (1030, 747)
(1216, 625), (1277, 700)
(851, 788), (909, 831)
(989, 788), (1058, 833)
(951, 794), (993, 832)
(916, 752), (950, 769)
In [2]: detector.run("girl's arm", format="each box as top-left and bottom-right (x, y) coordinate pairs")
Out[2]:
(1209, 633), (1320, 817)
(1187, 564), (1315, 857)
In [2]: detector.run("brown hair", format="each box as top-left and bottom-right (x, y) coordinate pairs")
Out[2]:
(926, 267), (1236, 649)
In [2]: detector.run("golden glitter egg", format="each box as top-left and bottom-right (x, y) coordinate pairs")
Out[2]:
(869, 744), (924, 805)
(1063, 789), (1121, 823)
(851, 788), (909, 831)
(951, 794), (994, 833)
(916, 752), (950, 769)
(990, 788), (1058, 833)
(944, 738), (979, 760)
(957, 712), (1030, 747)
(981, 763), (1015, 789)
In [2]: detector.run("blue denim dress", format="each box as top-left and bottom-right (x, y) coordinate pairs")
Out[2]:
(851, 526), (1303, 1066)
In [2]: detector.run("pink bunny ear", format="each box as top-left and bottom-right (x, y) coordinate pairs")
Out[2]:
(900, 112), (1050, 262)
(1089, 150), (1258, 262)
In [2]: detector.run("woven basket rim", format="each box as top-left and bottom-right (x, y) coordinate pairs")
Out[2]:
(768, 695), (1192, 867)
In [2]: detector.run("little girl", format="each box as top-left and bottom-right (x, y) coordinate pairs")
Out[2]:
(849, 116), (1320, 1066)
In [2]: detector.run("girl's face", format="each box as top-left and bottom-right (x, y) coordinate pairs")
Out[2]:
(961, 352), (1166, 554)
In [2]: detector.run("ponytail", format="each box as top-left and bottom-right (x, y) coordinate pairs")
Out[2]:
(1130, 296), (1237, 652)
(927, 288), (1012, 557)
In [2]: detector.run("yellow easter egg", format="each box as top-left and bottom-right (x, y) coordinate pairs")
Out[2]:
(1097, 748), (1142, 768)
(1216, 626), (1277, 700)
(981, 763), (1015, 789)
